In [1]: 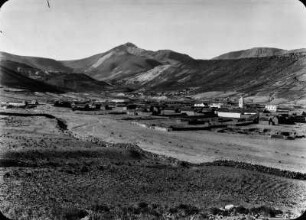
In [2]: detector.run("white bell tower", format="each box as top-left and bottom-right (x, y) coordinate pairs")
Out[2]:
(239, 96), (244, 108)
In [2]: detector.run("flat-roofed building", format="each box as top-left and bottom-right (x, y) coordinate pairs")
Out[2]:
(218, 111), (242, 119)
(217, 108), (258, 119)
(209, 103), (222, 108)
(194, 103), (208, 107)
(265, 104), (278, 112)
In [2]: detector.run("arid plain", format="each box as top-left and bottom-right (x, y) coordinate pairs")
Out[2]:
(0, 102), (305, 219)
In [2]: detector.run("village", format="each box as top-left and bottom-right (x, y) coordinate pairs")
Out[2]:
(1, 93), (306, 141)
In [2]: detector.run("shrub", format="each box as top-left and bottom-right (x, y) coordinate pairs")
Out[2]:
(150, 203), (159, 210)
(177, 204), (199, 215)
(169, 207), (178, 214)
(129, 149), (142, 159)
(138, 202), (148, 209)
(92, 204), (110, 213)
(180, 161), (190, 168)
(249, 206), (282, 217)
(81, 166), (89, 173)
(209, 207), (222, 215)
(149, 209), (162, 217)
(53, 207), (88, 220)
(234, 206), (249, 215)
(127, 206), (141, 215)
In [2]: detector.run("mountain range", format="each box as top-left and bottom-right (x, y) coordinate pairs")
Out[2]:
(1, 43), (306, 103)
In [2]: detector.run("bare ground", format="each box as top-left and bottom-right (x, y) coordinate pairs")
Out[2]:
(54, 109), (306, 173)
(0, 110), (305, 219)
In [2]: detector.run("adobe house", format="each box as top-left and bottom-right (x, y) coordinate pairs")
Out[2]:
(265, 104), (278, 112)
(194, 102), (208, 107)
(271, 130), (296, 140)
(114, 104), (128, 112)
(217, 108), (258, 119)
(217, 110), (242, 119)
(180, 107), (196, 116)
(111, 98), (130, 105)
(150, 106), (161, 115)
(54, 100), (72, 108)
(209, 103), (223, 108)
(27, 100), (39, 108)
(160, 108), (176, 115)
(3, 101), (28, 108)
(268, 116), (279, 125)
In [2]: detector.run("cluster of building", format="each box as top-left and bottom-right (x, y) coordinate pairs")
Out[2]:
(52, 96), (306, 125)
(53, 98), (131, 112)
(0, 100), (39, 109)
(2, 95), (305, 139)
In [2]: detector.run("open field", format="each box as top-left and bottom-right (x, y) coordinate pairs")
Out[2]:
(0, 112), (305, 219)
(47, 108), (306, 173)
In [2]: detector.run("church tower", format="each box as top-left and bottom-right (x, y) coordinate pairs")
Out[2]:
(239, 96), (244, 108)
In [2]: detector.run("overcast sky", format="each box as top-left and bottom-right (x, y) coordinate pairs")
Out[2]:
(0, 0), (305, 60)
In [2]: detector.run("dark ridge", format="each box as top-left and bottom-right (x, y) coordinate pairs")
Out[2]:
(201, 160), (306, 180)
(0, 112), (68, 131)
(0, 66), (65, 93)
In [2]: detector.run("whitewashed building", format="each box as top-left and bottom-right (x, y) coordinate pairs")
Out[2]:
(265, 105), (278, 112)
(217, 111), (241, 118)
(217, 108), (257, 119)
(1, 101), (27, 108)
(209, 103), (223, 108)
(194, 103), (207, 107)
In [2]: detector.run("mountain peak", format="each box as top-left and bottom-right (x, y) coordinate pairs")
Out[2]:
(112, 42), (139, 53)
(122, 42), (138, 48)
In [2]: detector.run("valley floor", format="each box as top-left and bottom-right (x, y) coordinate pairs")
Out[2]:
(0, 106), (305, 219)
(56, 109), (306, 173)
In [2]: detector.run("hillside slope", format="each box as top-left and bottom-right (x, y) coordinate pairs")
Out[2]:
(0, 66), (63, 92)
(212, 47), (286, 60)
(0, 59), (113, 93)
(1, 44), (306, 102)
(213, 47), (306, 60)
(0, 52), (71, 72)
(44, 73), (113, 92)
(61, 43), (197, 83)
(62, 43), (163, 81)
(90, 45), (305, 101)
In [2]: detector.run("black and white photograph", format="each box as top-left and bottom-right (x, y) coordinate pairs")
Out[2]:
(0, 0), (306, 219)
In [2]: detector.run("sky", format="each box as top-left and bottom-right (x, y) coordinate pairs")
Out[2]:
(0, 0), (305, 60)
